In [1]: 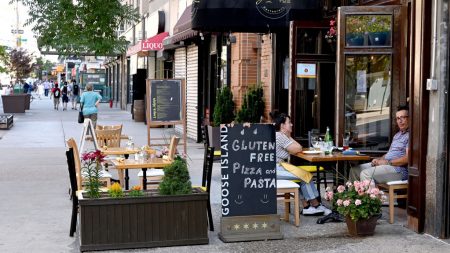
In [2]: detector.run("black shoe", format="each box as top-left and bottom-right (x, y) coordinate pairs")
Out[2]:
(316, 212), (345, 224)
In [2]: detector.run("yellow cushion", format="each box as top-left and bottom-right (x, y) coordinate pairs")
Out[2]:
(214, 150), (221, 156)
(280, 162), (313, 183)
(193, 185), (207, 192)
(297, 165), (324, 172)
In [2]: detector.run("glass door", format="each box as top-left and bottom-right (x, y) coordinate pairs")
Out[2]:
(336, 5), (405, 150)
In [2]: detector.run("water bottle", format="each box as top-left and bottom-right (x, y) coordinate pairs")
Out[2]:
(324, 127), (331, 142)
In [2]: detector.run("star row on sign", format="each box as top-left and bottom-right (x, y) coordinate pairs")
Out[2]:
(233, 222), (268, 230)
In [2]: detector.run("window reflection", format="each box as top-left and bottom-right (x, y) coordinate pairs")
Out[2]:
(345, 15), (392, 47)
(345, 55), (391, 150)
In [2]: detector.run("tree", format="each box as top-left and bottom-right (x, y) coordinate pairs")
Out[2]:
(8, 49), (33, 83)
(212, 86), (235, 127)
(235, 86), (265, 123)
(33, 57), (54, 80)
(14, 0), (139, 56)
(0, 46), (9, 73)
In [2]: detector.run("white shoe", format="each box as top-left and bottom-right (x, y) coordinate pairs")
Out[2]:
(302, 206), (324, 216)
(317, 204), (332, 216)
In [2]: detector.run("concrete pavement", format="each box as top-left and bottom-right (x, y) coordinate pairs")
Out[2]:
(1, 95), (449, 252)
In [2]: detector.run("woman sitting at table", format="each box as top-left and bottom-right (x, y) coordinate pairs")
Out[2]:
(270, 111), (331, 216)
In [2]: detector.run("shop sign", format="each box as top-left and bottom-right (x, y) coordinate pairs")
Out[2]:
(297, 63), (316, 78)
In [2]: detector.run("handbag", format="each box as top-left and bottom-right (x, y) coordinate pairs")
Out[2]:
(280, 162), (313, 183)
(78, 105), (84, 124)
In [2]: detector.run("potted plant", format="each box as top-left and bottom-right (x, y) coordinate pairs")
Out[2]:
(345, 15), (365, 46)
(209, 86), (235, 150)
(365, 15), (391, 46)
(235, 85), (265, 123)
(78, 152), (209, 252)
(325, 180), (386, 236)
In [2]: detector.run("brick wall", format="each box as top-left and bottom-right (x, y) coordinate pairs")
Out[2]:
(230, 33), (273, 122)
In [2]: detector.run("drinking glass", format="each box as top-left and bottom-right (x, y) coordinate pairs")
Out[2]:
(343, 132), (351, 150)
(311, 136), (320, 150)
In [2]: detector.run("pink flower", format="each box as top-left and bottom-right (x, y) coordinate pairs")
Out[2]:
(325, 191), (334, 201)
(355, 199), (362, 206)
(337, 185), (346, 193)
(353, 181), (361, 190)
(370, 188), (380, 195)
(330, 19), (336, 26)
(329, 27), (336, 35)
(370, 194), (377, 199)
(336, 199), (343, 206)
(343, 200), (351, 207)
(346, 181), (353, 188)
(358, 189), (365, 196)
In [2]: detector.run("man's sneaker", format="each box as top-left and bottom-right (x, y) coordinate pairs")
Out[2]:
(317, 204), (332, 216)
(302, 206), (324, 216)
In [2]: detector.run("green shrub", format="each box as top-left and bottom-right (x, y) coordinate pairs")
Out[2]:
(235, 86), (265, 123)
(212, 86), (235, 127)
(158, 157), (192, 195)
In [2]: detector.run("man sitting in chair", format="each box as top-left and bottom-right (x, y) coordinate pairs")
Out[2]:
(349, 105), (409, 183)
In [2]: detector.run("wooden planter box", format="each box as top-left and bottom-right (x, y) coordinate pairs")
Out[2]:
(1, 94), (27, 113)
(78, 188), (209, 252)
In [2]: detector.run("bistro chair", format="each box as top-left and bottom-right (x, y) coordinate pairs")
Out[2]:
(277, 179), (300, 227)
(66, 138), (112, 190)
(378, 180), (408, 224)
(195, 146), (215, 231)
(137, 136), (180, 188)
(95, 126), (123, 148)
(66, 148), (78, 237)
(202, 125), (221, 160)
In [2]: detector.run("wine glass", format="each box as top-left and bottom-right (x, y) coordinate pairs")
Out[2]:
(311, 136), (320, 150)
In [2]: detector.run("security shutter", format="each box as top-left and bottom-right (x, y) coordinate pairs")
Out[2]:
(186, 45), (199, 141)
(174, 48), (186, 136)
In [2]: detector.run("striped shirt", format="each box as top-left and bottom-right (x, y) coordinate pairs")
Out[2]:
(385, 129), (409, 180)
(276, 132), (293, 163)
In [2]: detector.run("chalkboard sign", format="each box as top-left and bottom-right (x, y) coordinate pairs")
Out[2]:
(220, 124), (277, 217)
(147, 79), (183, 123)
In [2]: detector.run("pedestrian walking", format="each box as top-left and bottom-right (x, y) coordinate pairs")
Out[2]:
(37, 82), (44, 99)
(61, 81), (69, 111)
(70, 80), (80, 110)
(43, 80), (50, 97)
(80, 84), (102, 129)
(50, 83), (61, 110)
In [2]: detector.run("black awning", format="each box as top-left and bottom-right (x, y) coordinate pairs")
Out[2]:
(170, 5), (198, 44)
(191, 0), (321, 33)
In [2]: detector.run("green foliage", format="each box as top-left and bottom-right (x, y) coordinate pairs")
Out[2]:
(0, 46), (8, 73)
(34, 57), (54, 79)
(326, 180), (384, 221)
(212, 86), (235, 127)
(235, 86), (265, 123)
(8, 49), (33, 83)
(346, 15), (391, 34)
(158, 157), (192, 195)
(15, 0), (139, 56)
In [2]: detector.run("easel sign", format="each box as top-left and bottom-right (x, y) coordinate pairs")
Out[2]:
(79, 118), (99, 154)
(146, 79), (187, 154)
(219, 123), (282, 242)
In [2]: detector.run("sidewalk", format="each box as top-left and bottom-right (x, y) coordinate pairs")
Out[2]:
(0, 96), (449, 252)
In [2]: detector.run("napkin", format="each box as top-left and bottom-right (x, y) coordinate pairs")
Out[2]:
(342, 150), (358, 155)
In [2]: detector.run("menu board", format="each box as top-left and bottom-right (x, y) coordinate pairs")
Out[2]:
(148, 79), (182, 123)
(220, 124), (277, 217)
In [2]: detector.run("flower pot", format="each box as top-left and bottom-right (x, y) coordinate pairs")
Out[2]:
(368, 32), (389, 46)
(1, 94), (27, 113)
(345, 216), (378, 236)
(346, 33), (364, 46)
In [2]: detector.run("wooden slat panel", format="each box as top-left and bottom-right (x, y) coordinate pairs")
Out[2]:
(159, 202), (167, 240)
(129, 203), (138, 242)
(174, 47), (187, 135)
(152, 201), (160, 241)
(115, 204), (123, 243)
(187, 45), (199, 141)
(137, 203), (145, 242)
(122, 204), (130, 243)
(99, 205), (108, 244)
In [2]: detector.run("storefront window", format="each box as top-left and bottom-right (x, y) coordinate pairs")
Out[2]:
(296, 29), (335, 55)
(345, 15), (392, 47)
(344, 54), (391, 150)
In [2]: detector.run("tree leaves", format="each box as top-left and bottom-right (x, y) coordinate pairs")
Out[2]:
(8, 48), (33, 82)
(16, 0), (139, 56)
